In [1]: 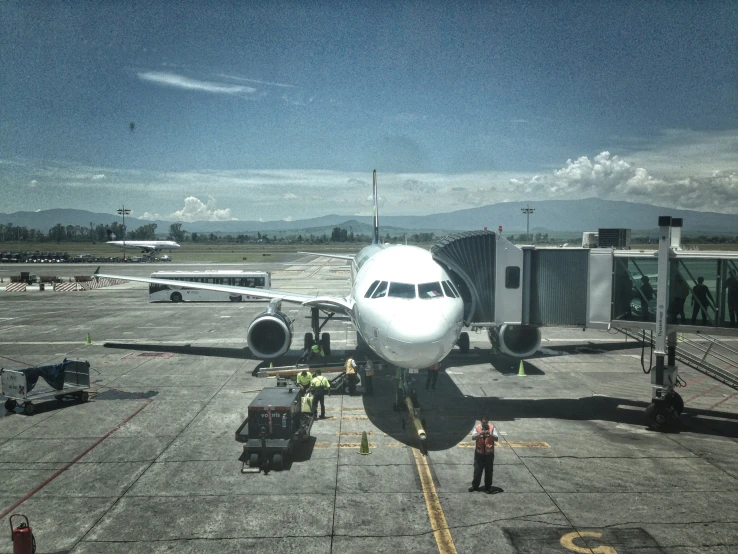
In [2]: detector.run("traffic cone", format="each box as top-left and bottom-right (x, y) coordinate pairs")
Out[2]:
(269, 362), (273, 368)
(85, 332), (92, 345)
(678, 333), (684, 343)
(358, 431), (371, 455)
(517, 360), (526, 377)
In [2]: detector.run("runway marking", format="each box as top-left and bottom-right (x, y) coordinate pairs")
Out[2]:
(560, 531), (617, 553)
(684, 384), (723, 404)
(412, 448), (457, 554)
(337, 431), (374, 436)
(707, 391), (738, 410)
(337, 442), (376, 448)
(456, 441), (550, 448)
(340, 415), (369, 420)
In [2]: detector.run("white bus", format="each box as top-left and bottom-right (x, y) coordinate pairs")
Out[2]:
(148, 270), (271, 303)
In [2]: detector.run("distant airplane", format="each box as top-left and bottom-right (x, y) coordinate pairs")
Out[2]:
(106, 230), (180, 257)
(97, 171), (469, 370)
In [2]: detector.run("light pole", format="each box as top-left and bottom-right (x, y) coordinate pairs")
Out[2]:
(521, 204), (535, 241)
(117, 206), (130, 261)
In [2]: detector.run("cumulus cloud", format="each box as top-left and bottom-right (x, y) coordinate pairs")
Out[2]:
(141, 196), (236, 222)
(26, 179), (38, 188)
(137, 71), (256, 95)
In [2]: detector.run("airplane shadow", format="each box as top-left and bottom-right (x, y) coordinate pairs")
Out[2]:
(104, 342), (263, 360)
(361, 366), (738, 451)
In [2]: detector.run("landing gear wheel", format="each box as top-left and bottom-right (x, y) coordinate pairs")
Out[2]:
(79, 391), (89, 403)
(670, 392), (684, 415)
(249, 453), (259, 468)
(272, 453), (283, 471)
(645, 402), (676, 431)
(304, 332), (314, 352)
(4, 399), (17, 412)
(24, 402), (36, 416)
(321, 333), (331, 356)
(170, 292), (183, 302)
(458, 332), (470, 354)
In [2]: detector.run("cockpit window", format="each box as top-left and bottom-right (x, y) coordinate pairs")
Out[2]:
(371, 281), (389, 298)
(364, 280), (381, 298)
(418, 282), (443, 299)
(388, 282), (416, 299)
(442, 281), (457, 298)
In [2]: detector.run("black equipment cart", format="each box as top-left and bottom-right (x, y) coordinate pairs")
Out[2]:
(235, 386), (313, 472)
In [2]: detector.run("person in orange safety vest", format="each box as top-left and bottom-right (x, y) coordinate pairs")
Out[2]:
(468, 417), (499, 493)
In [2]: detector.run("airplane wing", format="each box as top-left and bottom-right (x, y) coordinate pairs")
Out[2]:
(94, 272), (354, 313)
(298, 251), (355, 261)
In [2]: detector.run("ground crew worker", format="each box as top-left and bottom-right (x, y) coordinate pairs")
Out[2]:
(309, 369), (331, 419)
(296, 369), (313, 395)
(469, 417), (499, 494)
(426, 362), (440, 390)
(363, 358), (375, 396)
(345, 352), (358, 396)
(309, 342), (325, 361)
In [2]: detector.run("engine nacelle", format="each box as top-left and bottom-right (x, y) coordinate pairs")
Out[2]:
(246, 299), (293, 359)
(489, 324), (541, 358)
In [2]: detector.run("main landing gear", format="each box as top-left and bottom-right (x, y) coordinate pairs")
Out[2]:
(302, 307), (334, 356)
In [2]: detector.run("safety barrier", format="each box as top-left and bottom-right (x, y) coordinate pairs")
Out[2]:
(54, 282), (79, 292)
(78, 278), (126, 290)
(4, 283), (27, 292)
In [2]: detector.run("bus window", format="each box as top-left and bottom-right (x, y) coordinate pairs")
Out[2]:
(255, 277), (264, 287)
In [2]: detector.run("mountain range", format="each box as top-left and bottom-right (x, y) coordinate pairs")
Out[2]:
(1, 199), (737, 236)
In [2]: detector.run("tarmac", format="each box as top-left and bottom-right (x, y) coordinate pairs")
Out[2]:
(1, 256), (738, 553)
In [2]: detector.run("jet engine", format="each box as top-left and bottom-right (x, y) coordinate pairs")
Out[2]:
(489, 324), (541, 358)
(246, 299), (293, 359)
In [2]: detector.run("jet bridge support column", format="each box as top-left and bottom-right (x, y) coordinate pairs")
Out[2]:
(645, 217), (683, 430)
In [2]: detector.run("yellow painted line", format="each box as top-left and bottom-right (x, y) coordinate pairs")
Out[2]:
(340, 416), (369, 420)
(385, 443), (407, 448)
(313, 442), (331, 449)
(338, 442), (376, 448)
(412, 448), (457, 554)
(337, 431), (374, 436)
(456, 441), (550, 448)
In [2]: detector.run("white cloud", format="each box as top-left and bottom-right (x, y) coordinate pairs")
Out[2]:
(283, 193), (298, 200)
(215, 73), (295, 88)
(91, 174), (105, 180)
(282, 216), (294, 222)
(141, 196), (236, 222)
(26, 179), (38, 188)
(137, 71), (256, 95)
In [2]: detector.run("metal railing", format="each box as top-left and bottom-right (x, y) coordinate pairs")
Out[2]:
(615, 327), (738, 390)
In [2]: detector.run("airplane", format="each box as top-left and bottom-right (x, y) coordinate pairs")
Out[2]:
(95, 171), (469, 371)
(106, 230), (180, 258)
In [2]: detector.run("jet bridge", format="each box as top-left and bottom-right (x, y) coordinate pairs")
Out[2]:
(431, 217), (738, 431)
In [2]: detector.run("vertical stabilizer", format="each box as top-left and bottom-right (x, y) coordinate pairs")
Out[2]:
(372, 170), (380, 245)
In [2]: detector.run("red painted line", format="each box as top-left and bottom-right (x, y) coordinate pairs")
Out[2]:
(684, 384), (723, 405)
(0, 399), (152, 521)
(707, 391), (738, 411)
(683, 375), (710, 386)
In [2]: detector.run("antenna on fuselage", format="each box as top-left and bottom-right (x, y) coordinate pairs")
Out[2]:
(372, 169), (379, 245)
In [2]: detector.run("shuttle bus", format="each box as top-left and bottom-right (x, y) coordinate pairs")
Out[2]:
(148, 270), (271, 302)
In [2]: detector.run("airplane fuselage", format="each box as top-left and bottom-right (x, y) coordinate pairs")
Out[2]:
(349, 244), (464, 369)
(106, 241), (181, 252)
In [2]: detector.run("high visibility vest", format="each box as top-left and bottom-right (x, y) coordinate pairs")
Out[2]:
(296, 372), (313, 386)
(311, 376), (330, 391)
(474, 424), (496, 455)
(365, 360), (375, 376)
(345, 358), (357, 375)
(311, 343), (325, 356)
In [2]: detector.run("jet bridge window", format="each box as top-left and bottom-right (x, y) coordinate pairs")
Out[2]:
(364, 280), (381, 298)
(505, 266), (520, 289)
(418, 282), (443, 299)
(371, 281), (389, 298)
(442, 281), (457, 298)
(388, 282), (416, 299)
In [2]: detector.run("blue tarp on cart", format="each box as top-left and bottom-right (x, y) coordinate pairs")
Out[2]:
(17, 360), (73, 392)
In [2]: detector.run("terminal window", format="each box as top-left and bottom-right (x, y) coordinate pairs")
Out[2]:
(505, 266), (520, 289)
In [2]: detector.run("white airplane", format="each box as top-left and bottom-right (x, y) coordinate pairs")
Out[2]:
(96, 171), (468, 370)
(106, 230), (180, 256)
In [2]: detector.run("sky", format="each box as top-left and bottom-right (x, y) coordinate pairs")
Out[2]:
(1, 1), (737, 223)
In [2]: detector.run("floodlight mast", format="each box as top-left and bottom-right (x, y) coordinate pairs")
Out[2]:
(117, 206), (130, 261)
(521, 204), (535, 240)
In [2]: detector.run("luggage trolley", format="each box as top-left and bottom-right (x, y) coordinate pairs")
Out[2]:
(1, 360), (91, 415)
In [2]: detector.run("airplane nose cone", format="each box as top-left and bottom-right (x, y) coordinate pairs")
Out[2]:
(385, 309), (451, 369)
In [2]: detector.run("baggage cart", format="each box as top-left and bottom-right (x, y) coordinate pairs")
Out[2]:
(2, 360), (91, 415)
(235, 386), (313, 473)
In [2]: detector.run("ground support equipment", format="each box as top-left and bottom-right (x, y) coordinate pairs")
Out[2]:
(2, 360), (91, 415)
(235, 386), (313, 473)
